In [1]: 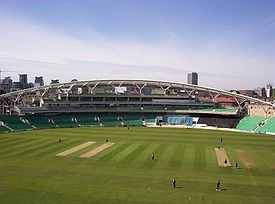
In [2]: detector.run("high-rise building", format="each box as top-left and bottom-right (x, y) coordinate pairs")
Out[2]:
(0, 76), (13, 94)
(2, 76), (12, 86)
(266, 84), (273, 98)
(238, 90), (256, 97)
(28, 83), (34, 88)
(187, 72), (198, 85)
(51, 79), (59, 84)
(19, 74), (28, 89)
(34, 76), (44, 87)
(12, 82), (22, 92)
(2, 77), (13, 92)
(261, 87), (267, 98)
(254, 87), (263, 97)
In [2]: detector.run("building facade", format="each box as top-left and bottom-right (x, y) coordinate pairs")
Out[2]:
(34, 76), (44, 87)
(187, 72), (198, 85)
(19, 74), (28, 89)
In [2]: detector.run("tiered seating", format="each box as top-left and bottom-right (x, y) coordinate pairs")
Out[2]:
(26, 115), (55, 129)
(122, 113), (142, 126)
(100, 115), (121, 127)
(236, 116), (265, 131)
(144, 118), (156, 124)
(198, 117), (240, 128)
(124, 119), (143, 126)
(52, 114), (79, 128)
(0, 113), (155, 132)
(196, 108), (238, 113)
(0, 116), (32, 130)
(77, 114), (99, 126)
(255, 117), (275, 133)
(143, 114), (157, 121)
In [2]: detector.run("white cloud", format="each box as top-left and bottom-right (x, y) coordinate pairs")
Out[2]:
(0, 14), (274, 89)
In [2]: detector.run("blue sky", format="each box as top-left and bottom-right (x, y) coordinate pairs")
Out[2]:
(0, 0), (274, 89)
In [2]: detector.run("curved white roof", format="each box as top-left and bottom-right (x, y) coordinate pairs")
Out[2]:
(0, 79), (273, 107)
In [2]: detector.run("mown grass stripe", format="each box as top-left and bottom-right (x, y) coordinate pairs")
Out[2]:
(131, 143), (159, 168)
(116, 143), (147, 167)
(111, 143), (140, 162)
(14, 141), (58, 157)
(0, 138), (46, 155)
(193, 144), (206, 170)
(0, 138), (50, 158)
(0, 137), (28, 147)
(29, 139), (81, 158)
(96, 143), (129, 162)
(182, 144), (195, 169)
(0, 137), (20, 144)
(168, 143), (185, 169)
(143, 143), (167, 169)
(4, 139), (56, 158)
(154, 144), (175, 169)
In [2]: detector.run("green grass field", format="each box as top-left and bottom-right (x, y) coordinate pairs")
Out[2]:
(0, 127), (275, 204)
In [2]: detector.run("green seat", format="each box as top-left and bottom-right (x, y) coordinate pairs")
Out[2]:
(255, 117), (275, 133)
(236, 116), (265, 131)
(26, 115), (55, 129)
(0, 116), (32, 130)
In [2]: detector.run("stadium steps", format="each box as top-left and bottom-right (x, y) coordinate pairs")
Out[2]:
(0, 123), (13, 132)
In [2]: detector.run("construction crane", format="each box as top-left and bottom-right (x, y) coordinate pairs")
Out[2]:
(0, 69), (17, 82)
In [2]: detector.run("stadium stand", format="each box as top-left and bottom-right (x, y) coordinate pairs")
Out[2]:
(164, 116), (193, 126)
(100, 115), (121, 127)
(235, 116), (275, 134)
(1, 79), (274, 134)
(124, 119), (143, 126)
(53, 114), (79, 128)
(198, 117), (240, 128)
(144, 118), (156, 124)
(254, 117), (275, 133)
(23, 113), (154, 129)
(76, 114), (99, 126)
(190, 108), (238, 113)
(0, 116), (32, 131)
(25, 115), (56, 129)
(236, 116), (265, 132)
(0, 125), (10, 133)
(1, 112), (275, 134)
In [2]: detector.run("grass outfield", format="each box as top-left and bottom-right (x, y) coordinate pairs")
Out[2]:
(0, 127), (275, 204)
